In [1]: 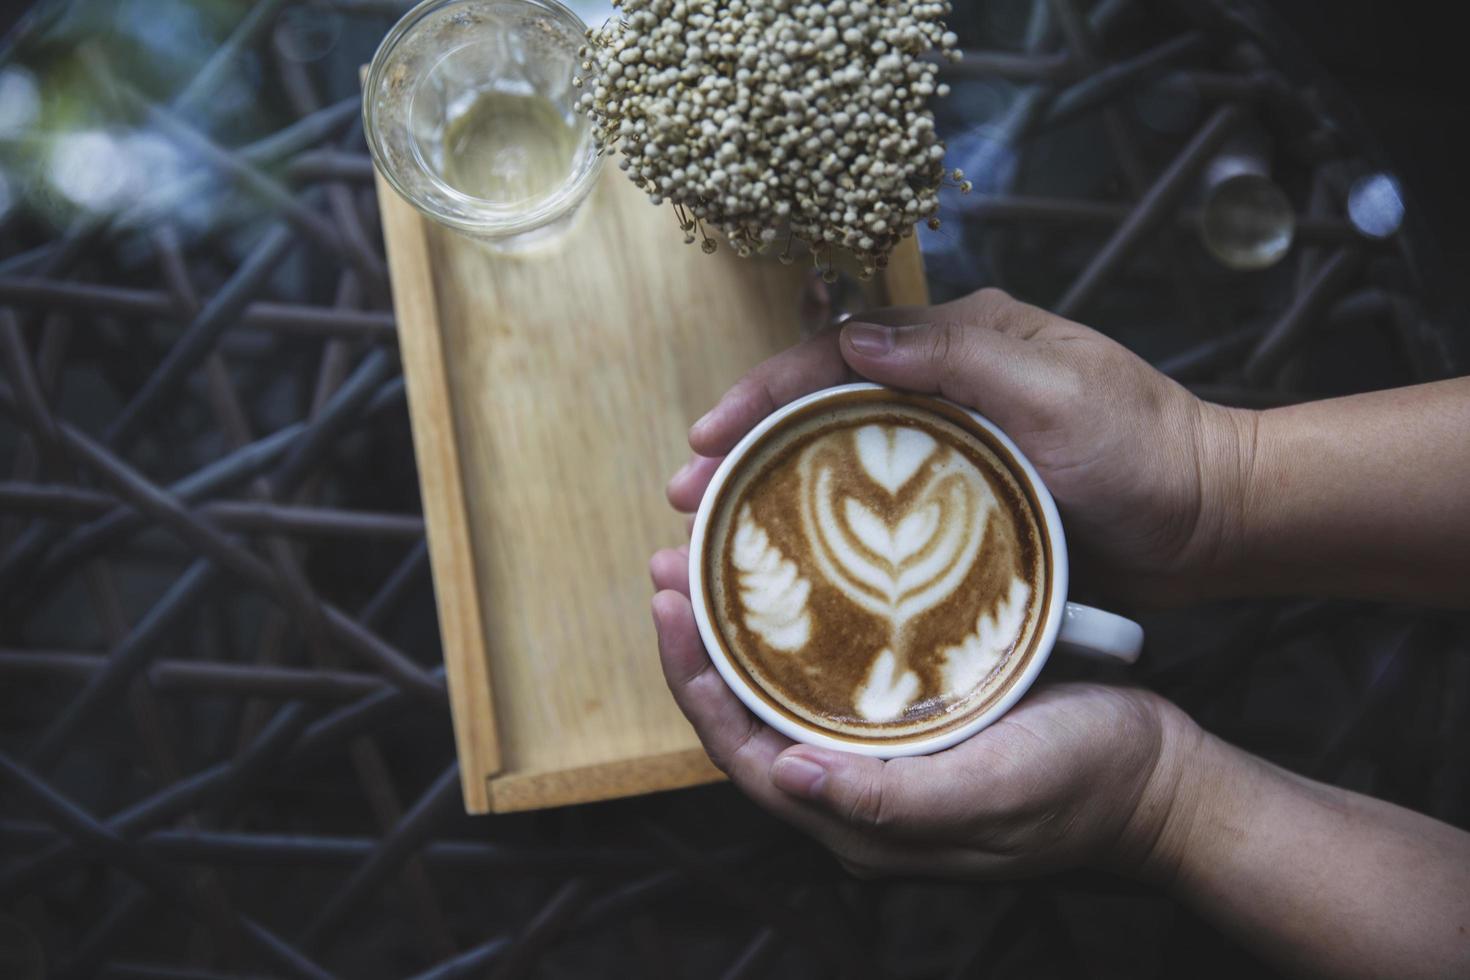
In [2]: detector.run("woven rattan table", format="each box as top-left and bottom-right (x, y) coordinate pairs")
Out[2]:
(1, 1), (1465, 977)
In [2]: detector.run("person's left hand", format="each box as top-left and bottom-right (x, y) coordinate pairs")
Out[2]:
(649, 556), (1194, 879)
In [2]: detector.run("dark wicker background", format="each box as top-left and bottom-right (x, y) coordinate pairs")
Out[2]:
(1, 1), (1466, 977)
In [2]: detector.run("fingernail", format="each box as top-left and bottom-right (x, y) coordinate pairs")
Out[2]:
(671, 457), (695, 483)
(771, 756), (826, 798)
(844, 322), (894, 356)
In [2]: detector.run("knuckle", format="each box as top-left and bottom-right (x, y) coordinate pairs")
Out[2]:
(926, 320), (965, 378)
(931, 321), (979, 398)
(733, 373), (779, 422)
(695, 729), (734, 776)
(691, 701), (758, 778)
(972, 286), (1014, 310)
(755, 379), (782, 418)
(843, 775), (891, 833)
(672, 655), (716, 698)
(970, 287), (1018, 327)
(1032, 344), (1090, 408)
(722, 715), (764, 774)
(971, 287), (1059, 341)
(699, 742), (733, 777)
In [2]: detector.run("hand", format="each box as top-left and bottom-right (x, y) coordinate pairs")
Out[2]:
(647, 565), (1194, 879)
(666, 288), (1256, 603)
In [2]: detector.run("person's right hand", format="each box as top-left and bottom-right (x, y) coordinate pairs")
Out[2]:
(667, 288), (1256, 604)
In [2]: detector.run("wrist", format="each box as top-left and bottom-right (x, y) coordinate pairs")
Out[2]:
(1181, 401), (1262, 596)
(1107, 698), (1242, 888)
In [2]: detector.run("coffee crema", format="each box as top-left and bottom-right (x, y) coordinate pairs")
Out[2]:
(704, 394), (1049, 742)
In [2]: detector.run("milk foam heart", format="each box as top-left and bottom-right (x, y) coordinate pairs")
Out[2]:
(854, 424), (936, 493)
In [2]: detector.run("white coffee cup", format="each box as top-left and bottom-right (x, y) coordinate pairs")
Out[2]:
(687, 383), (1144, 758)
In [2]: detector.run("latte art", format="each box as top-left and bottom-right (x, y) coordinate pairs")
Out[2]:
(705, 397), (1048, 742)
(731, 506), (811, 652)
(802, 425), (995, 721)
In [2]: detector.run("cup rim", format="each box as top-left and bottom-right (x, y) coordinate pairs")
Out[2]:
(362, 0), (605, 237)
(686, 382), (1071, 758)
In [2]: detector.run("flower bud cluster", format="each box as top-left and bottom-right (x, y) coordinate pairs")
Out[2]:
(574, 0), (966, 278)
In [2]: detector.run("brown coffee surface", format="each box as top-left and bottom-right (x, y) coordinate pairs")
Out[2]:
(705, 395), (1048, 742)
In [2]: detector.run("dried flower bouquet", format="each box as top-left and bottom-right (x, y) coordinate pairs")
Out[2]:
(576, 0), (969, 280)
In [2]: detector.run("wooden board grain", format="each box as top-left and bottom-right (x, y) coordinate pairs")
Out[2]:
(377, 155), (928, 813)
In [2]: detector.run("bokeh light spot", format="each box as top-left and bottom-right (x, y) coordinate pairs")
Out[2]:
(0, 66), (41, 139)
(1347, 172), (1405, 239)
(49, 130), (130, 210)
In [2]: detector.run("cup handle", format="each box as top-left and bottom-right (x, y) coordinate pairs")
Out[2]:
(1057, 603), (1144, 663)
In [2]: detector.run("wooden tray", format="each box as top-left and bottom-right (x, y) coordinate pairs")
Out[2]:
(374, 161), (930, 813)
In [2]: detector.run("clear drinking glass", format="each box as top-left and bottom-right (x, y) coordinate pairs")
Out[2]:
(364, 0), (603, 250)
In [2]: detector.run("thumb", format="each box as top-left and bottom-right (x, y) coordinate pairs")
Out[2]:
(770, 746), (955, 836)
(838, 316), (1036, 423)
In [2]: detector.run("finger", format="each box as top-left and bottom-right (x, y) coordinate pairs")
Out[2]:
(768, 741), (994, 839)
(666, 454), (724, 513)
(839, 315), (1040, 422)
(847, 291), (1044, 333)
(649, 548), (690, 595)
(651, 592), (870, 841)
(689, 330), (852, 457)
(652, 590), (792, 784)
